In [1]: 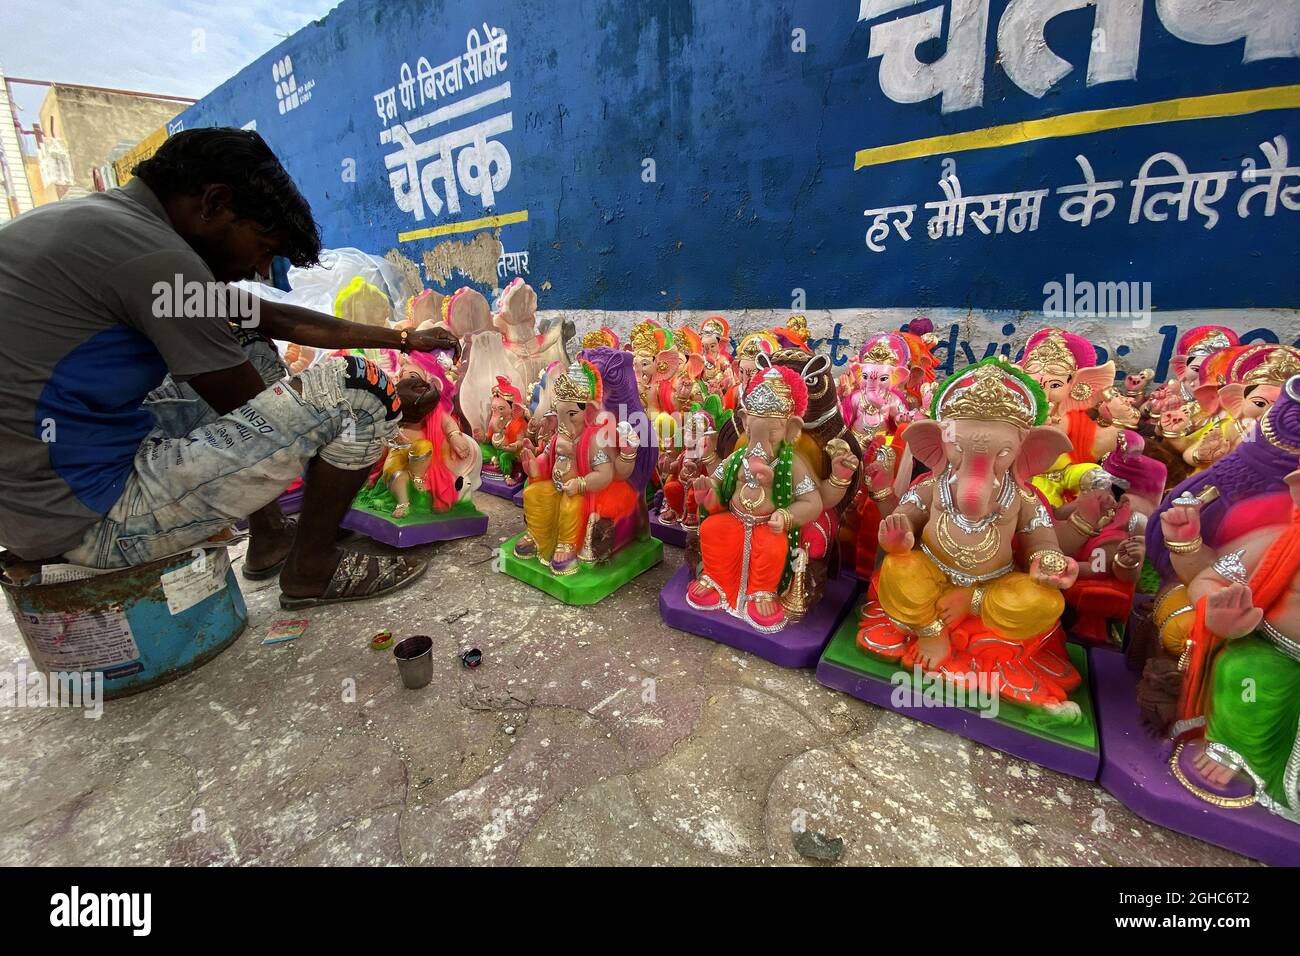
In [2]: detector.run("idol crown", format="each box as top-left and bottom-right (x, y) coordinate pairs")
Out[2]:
(554, 360), (596, 403)
(938, 362), (1039, 430)
(744, 367), (795, 419)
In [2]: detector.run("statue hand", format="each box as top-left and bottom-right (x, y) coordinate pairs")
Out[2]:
(878, 513), (914, 555)
(471, 427), (485, 442)
(1198, 429), (1227, 461)
(863, 461), (891, 495)
(562, 478), (584, 497)
(1116, 536), (1145, 571)
(1030, 553), (1079, 590)
(1161, 500), (1202, 544)
(830, 452), (859, 482)
(1205, 583), (1264, 640)
(519, 446), (539, 479)
(692, 476), (717, 510)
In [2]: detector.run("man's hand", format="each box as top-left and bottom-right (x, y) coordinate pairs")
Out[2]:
(407, 326), (460, 359)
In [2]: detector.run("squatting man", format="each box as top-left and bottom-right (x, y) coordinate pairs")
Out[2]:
(0, 128), (462, 606)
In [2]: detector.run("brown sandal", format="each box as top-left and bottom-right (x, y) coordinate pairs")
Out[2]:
(278, 551), (427, 610)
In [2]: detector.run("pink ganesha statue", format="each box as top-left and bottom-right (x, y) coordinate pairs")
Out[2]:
(857, 358), (1085, 717)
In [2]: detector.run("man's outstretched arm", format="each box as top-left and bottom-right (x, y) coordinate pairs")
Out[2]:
(255, 299), (460, 357)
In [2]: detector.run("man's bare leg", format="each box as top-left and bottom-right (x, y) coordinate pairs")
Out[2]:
(244, 499), (295, 574)
(278, 456), (375, 598)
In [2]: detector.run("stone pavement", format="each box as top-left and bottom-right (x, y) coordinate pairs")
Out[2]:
(0, 494), (1253, 866)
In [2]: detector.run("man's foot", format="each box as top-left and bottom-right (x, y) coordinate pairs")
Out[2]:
(243, 516), (297, 581)
(278, 549), (427, 609)
(914, 630), (951, 669)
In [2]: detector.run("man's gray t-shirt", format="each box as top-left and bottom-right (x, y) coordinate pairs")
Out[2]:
(0, 179), (249, 559)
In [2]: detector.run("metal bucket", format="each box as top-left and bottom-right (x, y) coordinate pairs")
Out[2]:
(1, 547), (247, 700)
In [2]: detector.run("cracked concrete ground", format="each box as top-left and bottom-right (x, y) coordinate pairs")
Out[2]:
(0, 495), (1254, 866)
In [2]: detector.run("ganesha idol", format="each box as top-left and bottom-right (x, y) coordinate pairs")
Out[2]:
(1051, 436), (1167, 646)
(684, 360), (859, 634)
(1182, 344), (1300, 470)
(857, 358), (1085, 717)
(472, 376), (529, 488)
(505, 347), (661, 603)
(1019, 327), (1120, 461)
(345, 350), (489, 547)
(1147, 380), (1300, 825)
(840, 332), (929, 578)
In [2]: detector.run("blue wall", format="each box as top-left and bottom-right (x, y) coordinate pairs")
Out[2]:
(173, 0), (1298, 320)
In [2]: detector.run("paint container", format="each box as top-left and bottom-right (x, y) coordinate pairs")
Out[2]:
(393, 635), (434, 689)
(0, 547), (247, 700)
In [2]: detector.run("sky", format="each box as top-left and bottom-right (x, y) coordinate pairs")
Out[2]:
(1, 0), (341, 134)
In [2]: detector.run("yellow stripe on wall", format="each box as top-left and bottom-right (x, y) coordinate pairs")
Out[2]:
(398, 209), (529, 243)
(853, 84), (1300, 170)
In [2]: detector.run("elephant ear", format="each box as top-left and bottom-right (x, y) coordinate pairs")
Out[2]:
(653, 349), (681, 382)
(1218, 383), (1247, 421)
(1194, 383), (1222, 413)
(1013, 426), (1073, 486)
(904, 419), (948, 472)
(1170, 354), (1190, 379)
(685, 353), (705, 378)
(1056, 362), (1116, 413)
(784, 415), (805, 445)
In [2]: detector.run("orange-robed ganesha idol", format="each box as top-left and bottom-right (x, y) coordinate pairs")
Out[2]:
(857, 358), (1085, 718)
(686, 361), (859, 633)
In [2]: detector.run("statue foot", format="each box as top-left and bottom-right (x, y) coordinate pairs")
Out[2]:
(914, 631), (951, 670)
(659, 508), (679, 525)
(686, 576), (724, 610)
(550, 545), (579, 576)
(392, 502), (411, 519)
(1191, 742), (1244, 789)
(1040, 700), (1083, 724)
(513, 533), (539, 559)
(746, 594), (787, 633)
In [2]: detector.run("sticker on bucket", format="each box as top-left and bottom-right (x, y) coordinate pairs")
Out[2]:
(16, 607), (141, 673)
(160, 549), (230, 616)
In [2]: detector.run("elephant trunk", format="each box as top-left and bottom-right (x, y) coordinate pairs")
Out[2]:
(955, 455), (995, 520)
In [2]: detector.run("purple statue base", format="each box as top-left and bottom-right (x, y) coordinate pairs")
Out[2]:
(1090, 648), (1300, 866)
(512, 485), (524, 507)
(341, 503), (489, 548)
(479, 472), (524, 502)
(649, 508), (690, 548)
(658, 565), (859, 668)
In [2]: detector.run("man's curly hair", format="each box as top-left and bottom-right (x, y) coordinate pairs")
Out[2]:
(133, 127), (322, 267)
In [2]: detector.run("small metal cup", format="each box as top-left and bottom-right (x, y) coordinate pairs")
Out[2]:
(393, 635), (434, 690)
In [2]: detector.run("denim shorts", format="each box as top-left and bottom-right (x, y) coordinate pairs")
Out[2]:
(63, 355), (400, 569)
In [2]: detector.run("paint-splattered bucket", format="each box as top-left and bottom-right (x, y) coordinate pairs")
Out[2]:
(1, 547), (247, 700)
